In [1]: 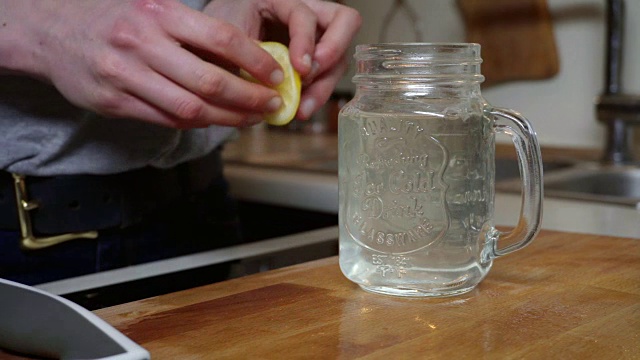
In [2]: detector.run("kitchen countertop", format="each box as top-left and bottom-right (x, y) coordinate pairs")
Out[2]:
(91, 229), (639, 359)
(3, 128), (638, 360)
(223, 126), (640, 239)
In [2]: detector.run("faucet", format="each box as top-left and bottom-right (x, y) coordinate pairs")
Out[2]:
(597, 0), (639, 165)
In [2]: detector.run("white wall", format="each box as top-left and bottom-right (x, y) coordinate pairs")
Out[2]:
(339, 0), (640, 149)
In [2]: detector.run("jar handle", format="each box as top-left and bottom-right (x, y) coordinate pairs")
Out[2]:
(487, 107), (544, 259)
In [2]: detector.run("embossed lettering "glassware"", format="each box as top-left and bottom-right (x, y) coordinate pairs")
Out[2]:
(338, 43), (543, 297)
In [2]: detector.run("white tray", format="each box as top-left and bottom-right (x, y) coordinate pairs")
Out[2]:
(0, 278), (149, 360)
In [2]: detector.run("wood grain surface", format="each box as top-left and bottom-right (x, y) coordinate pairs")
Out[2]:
(2, 230), (638, 359)
(91, 230), (638, 359)
(457, 0), (560, 87)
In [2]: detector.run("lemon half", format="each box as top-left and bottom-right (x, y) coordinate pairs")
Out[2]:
(241, 42), (301, 126)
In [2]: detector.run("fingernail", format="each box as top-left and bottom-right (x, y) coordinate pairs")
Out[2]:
(302, 61), (322, 87)
(310, 61), (320, 77)
(270, 70), (284, 85)
(267, 96), (282, 112)
(300, 98), (316, 118)
(302, 54), (312, 69)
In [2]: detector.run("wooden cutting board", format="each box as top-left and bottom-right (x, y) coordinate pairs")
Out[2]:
(2, 230), (639, 359)
(457, 0), (560, 87)
(88, 230), (640, 359)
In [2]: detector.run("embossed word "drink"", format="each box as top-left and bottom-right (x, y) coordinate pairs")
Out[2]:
(338, 44), (543, 297)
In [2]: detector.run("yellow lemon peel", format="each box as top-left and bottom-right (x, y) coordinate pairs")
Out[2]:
(240, 42), (301, 126)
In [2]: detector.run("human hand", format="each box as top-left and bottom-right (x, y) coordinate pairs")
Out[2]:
(203, 0), (362, 120)
(0, 0), (295, 128)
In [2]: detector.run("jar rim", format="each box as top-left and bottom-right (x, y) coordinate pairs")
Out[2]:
(357, 42), (480, 49)
(355, 43), (482, 63)
(353, 42), (484, 84)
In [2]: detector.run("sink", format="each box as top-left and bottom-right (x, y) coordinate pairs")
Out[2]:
(497, 162), (640, 207)
(236, 150), (640, 207)
(495, 158), (575, 182)
(543, 165), (640, 207)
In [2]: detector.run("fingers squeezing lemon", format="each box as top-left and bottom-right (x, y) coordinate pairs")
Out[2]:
(240, 42), (301, 126)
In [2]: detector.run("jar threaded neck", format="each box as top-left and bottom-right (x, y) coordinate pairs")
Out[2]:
(353, 43), (484, 85)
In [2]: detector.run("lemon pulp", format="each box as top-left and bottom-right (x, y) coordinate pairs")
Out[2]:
(241, 42), (301, 126)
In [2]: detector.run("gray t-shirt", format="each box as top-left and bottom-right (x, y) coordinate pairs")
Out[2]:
(0, 0), (235, 176)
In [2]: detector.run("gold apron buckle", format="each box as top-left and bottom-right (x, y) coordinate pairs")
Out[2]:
(12, 174), (98, 250)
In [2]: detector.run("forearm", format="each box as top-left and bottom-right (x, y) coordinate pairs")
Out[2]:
(0, 0), (50, 78)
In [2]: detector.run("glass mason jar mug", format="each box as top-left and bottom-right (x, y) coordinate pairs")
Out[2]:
(338, 43), (543, 297)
